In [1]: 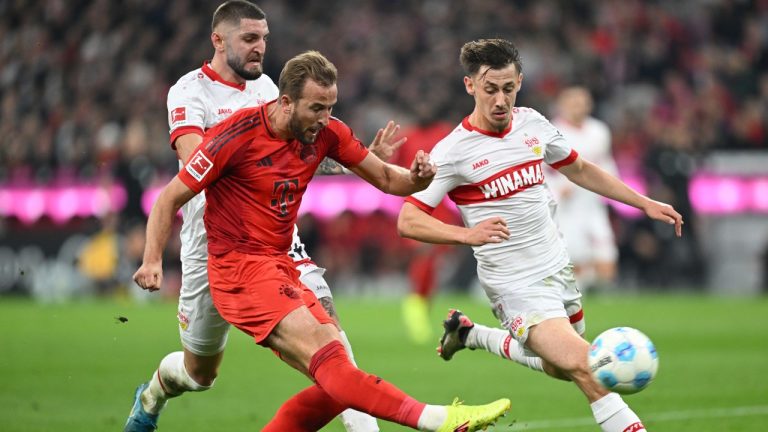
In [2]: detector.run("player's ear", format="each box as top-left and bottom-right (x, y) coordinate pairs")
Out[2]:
(517, 73), (524, 92)
(464, 76), (475, 96)
(211, 32), (224, 52)
(280, 94), (293, 114)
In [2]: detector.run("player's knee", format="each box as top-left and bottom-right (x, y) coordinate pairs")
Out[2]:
(183, 352), (222, 388)
(186, 366), (218, 387)
(560, 358), (593, 385)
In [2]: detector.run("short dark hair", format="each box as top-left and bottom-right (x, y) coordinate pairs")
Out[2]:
(211, 0), (266, 32)
(460, 38), (522, 77)
(278, 51), (338, 101)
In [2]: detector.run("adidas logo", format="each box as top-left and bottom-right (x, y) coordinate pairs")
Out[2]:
(256, 156), (273, 167)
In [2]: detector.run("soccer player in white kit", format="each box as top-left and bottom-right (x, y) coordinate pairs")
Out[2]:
(398, 39), (684, 432)
(548, 86), (619, 291)
(124, 2), (391, 431)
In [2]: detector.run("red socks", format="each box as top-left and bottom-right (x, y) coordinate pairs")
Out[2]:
(311, 340), (425, 427)
(409, 253), (437, 298)
(262, 384), (345, 431)
(264, 341), (425, 429)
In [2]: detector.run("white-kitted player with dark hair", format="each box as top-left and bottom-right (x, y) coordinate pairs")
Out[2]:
(124, 2), (393, 431)
(398, 38), (683, 432)
(549, 86), (619, 291)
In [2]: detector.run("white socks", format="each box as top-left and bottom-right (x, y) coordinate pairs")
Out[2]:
(143, 351), (211, 415)
(591, 393), (646, 432)
(465, 324), (544, 372)
(338, 330), (380, 432)
(416, 405), (448, 431)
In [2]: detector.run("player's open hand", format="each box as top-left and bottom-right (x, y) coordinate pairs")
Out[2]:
(370, 120), (407, 162)
(643, 199), (684, 237)
(133, 261), (163, 292)
(463, 216), (510, 245)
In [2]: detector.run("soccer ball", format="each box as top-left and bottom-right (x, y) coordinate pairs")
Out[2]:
(588, 327), (659, 395)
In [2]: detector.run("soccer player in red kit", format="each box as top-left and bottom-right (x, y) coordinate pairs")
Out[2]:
(133, 50), (510, 431)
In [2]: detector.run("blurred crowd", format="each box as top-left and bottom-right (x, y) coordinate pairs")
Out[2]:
(1, 0), (767, 296)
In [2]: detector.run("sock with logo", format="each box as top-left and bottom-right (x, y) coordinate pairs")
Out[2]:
(591, 393), (646, 432)
(143, 351), (212, 414)
(465, 324), (544, 371)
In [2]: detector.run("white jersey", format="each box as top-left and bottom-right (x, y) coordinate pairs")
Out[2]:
(548, 116), (617, 211)
(546, 116), (618, 264)
(168, 63), (311, 266)
(407, 108), (578, 298)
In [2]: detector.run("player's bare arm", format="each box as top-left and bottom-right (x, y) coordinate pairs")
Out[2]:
(558, 156), (684, 237)
(348, 148), (435, 196)
(133, 177), (197, 291)
(174, 133), (204, 164)
(398, 202), (509, 245)
(315, 120), (406, 175)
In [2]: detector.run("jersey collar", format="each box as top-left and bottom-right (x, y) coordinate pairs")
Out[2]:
(201, 61), (247, 91)
(261, 100), (279, 138)
(461, 116), (512, 138)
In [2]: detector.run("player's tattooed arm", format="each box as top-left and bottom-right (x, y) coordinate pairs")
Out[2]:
(316, 157), (346, 175)
(319, 297), (339, 320)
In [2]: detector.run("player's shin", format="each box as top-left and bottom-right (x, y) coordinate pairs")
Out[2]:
(144, 351), (212, 414)
(590, 393), (646, 432)
(338, 330), (381, 432)
(466, 324), (544, 372)
(309, 340), (426, 428)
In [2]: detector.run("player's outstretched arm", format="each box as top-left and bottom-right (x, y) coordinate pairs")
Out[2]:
(558, 157), (683, 237)
(316, 120), (406, 175)
(348, 148), (435, 196)
(133, 177), (197, 291)
(397, 202), (509, 245)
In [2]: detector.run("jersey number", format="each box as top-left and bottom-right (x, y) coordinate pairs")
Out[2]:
(270, 179), (299, 217)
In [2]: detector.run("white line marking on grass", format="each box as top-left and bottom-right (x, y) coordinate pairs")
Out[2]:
(505, 405), (768, 430)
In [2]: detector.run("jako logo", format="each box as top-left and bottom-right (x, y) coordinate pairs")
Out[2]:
(218, 108), (233, 115)
(472, 159), (489, 170)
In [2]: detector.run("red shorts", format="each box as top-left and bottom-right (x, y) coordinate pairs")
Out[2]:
(207, 250), (334, 345)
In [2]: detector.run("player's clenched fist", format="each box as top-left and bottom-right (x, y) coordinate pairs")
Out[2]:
(463, 216), (510, 246)
(410, 150), (437, 180)
(133, 261), (163, 292)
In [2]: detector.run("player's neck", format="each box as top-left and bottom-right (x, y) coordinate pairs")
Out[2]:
(266, 102), (292, 141)
(562, 116), (586, 128)
(209, 57), (246, 86)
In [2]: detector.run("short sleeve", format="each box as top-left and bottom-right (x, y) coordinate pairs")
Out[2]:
(407, 148), (460, 213)
(540, 116), (578, 169)
(167, 83), (207, 149)
(177, 108), (259, 192)
(326, 119), (369, 167)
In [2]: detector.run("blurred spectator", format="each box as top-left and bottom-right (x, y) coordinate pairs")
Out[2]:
(2, 0), (768, 295)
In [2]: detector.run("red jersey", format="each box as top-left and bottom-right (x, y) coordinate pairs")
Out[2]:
(178, 101), (369, 256)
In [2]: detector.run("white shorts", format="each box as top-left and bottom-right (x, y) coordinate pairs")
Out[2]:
(489, 264), (585, 355)
(177, 260), (329, 356)
(559, 206), (617, 264)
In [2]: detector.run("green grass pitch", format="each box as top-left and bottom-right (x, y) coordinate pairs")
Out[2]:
(1, 294), (767, 431)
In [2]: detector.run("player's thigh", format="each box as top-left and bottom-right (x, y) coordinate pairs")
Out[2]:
(526, 317), (590, 373)
(298, 263), (339, 323)
(178, 262), (230, 357)
(490, 265), (585, 354)
(267, 306), (341, 372)
(207, 252), (337, 354)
